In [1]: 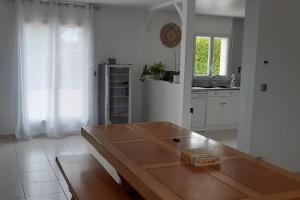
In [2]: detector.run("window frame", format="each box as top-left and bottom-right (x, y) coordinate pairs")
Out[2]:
(193, 33), (231, 77)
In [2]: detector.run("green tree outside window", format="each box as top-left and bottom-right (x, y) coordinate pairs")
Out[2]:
(194, 37), (222, 76)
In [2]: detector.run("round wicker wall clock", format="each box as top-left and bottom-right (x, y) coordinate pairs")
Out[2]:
(160, 23), (182, 48)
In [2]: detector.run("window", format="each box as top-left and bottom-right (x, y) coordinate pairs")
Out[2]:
(23, 22), (88, 122)
(194, 36), (229, 76)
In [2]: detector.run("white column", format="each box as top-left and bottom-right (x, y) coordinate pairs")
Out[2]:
(237, 0), (261, 153)
(178, 0), (195, 128)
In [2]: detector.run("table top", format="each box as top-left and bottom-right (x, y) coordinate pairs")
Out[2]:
(82, 122), (300, 200)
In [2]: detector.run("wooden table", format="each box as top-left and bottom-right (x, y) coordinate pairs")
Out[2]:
(82, 122), (300, 200)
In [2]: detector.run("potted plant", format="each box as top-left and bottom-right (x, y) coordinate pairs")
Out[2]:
(149, 62), (166, 80)
(140, 65), (152, 81)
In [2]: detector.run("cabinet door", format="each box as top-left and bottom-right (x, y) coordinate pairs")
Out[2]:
(191, 93), (207, 129)
(222, 96), (239, 125)
(206, 97), (223, 126)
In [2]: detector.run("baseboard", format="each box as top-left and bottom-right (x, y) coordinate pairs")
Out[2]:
(0, 134), (16, 140)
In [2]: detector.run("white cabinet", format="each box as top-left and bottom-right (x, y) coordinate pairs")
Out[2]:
(206, 90), (239, 127)
(206, 97), (223, 126)
(222, 97), (239, 125)
(191, 93), (207, 130)
(191, 89), (239, 131)
(98, 64), (132, 125)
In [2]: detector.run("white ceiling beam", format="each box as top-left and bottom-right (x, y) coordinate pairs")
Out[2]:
(145, 0), (183, 30)
(144, 10), (154, 32)
(149, 0), (182, 12)
(173, 2), (183, 21)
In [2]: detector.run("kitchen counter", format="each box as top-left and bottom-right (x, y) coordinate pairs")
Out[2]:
(192, 86), (240, 92)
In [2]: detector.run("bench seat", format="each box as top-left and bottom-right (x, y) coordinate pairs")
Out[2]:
(56, 154), (132, 200)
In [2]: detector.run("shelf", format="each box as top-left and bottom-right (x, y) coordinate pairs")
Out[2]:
(110, 96), (128, 97)
(110, 74), (129, 76)
(110, 105), (128, 107)
(110, 81), (129, 83)
(110, 87), (128, 89)
(110, 114), (128, 117)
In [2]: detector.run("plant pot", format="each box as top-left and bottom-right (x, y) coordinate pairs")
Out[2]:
(173, 75), (180, 83)
(154, 73), (161, 80)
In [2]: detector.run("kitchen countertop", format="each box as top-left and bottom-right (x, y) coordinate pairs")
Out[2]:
(192, 87), (240, 92)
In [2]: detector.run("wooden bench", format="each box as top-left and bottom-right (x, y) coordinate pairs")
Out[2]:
(56, 154), (132, 200)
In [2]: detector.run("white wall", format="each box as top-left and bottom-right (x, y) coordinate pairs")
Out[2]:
(193, 15), (236, 76)
(0, 2), (234, 135)
(93, 6), (145, 122)
(142, 80), (180, 124)
(231, 18), (244, 76)
(0, 0), (16, 135)
(239, 0), (300, 171)
(94, 8), (234, 124)
(93, 8), (181, 122)
(144, 12), (234, 71)
(142, 13), (234, 124)
(194, 15), (233, 35)
(145, 11), (181, 71)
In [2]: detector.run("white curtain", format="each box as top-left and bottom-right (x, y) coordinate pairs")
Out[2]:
(15, 0), (96, 139)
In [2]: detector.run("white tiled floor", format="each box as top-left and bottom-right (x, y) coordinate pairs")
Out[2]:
(198, 129), (238, 149)
(0, 135), (118, 200)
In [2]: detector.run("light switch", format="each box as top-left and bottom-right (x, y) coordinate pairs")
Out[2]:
(261, 84), (268, 92)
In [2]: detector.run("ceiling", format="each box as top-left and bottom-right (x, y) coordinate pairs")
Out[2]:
(71, 0), (246, 17)
(195, 0), (245, 17)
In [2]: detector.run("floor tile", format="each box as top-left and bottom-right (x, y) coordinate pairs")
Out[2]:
(0, 154), (18, 166)
(0, 140), (15, 150)
(15, 142), (44, 151)
(0, 163), (20, 175)
(64, 192), (72, 200)
(58, 178), (69, 192)
(22, 170), (57, 184)
(45, 151), (74, 161)
(0, 158), (18, 166)
(42, 140), (74, 161)
(0, 173), (22, 187)
(26, 193), (67, 200)
(198, 129), (237, 149)
(0, 135), (116, 200)
(23, 181), (63, 197)
(0, 147), (17, 156)
(62, 136), (91, 154)
(20, 162), (51, 173)
(52, 169), (65, 180)
(17, 152), (48, 163)
(0, 185), (24, 200)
